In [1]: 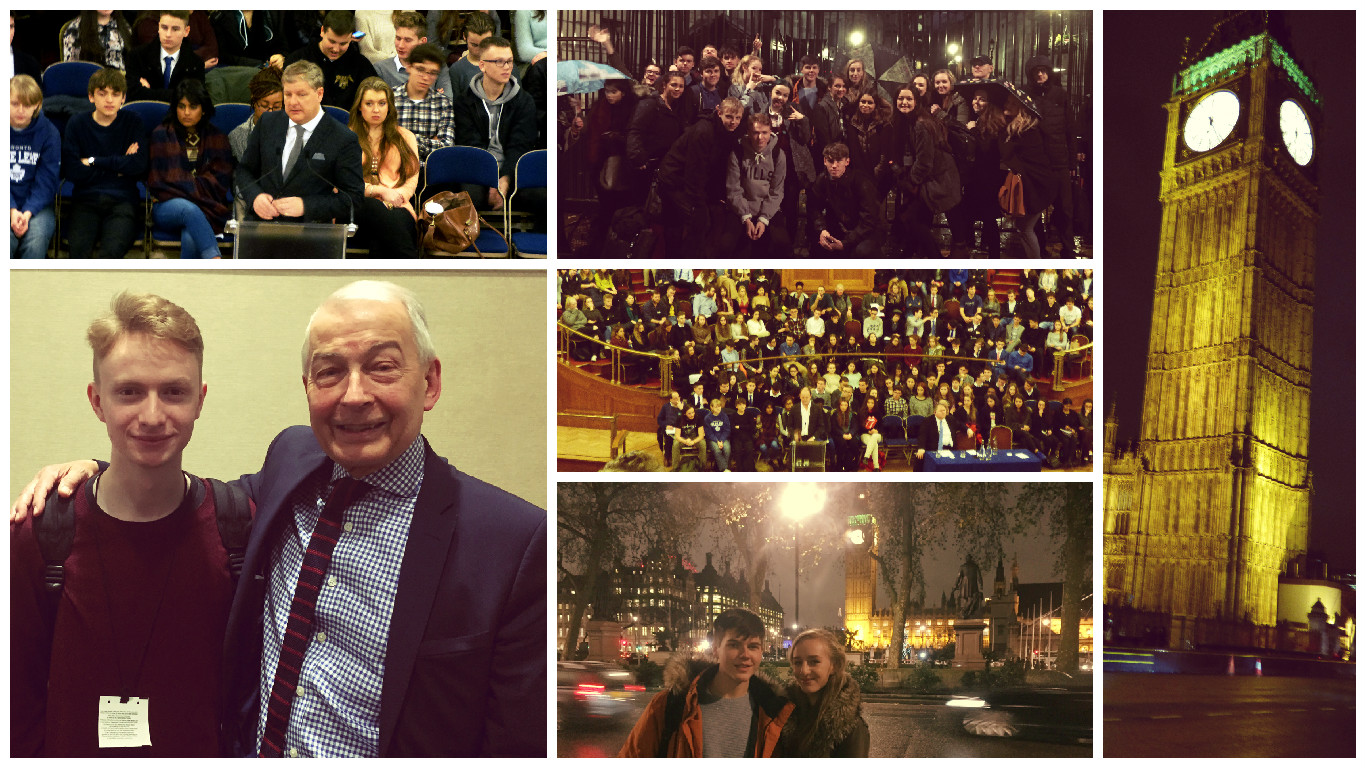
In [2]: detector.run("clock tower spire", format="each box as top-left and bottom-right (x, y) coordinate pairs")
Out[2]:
(1106, 16), (1317, 629)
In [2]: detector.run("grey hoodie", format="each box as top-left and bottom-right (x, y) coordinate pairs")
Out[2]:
(469, 75), (523, 167)
(725, 134), (786, 225)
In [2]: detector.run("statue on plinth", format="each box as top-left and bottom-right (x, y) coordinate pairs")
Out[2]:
(950, 554), (984, 619)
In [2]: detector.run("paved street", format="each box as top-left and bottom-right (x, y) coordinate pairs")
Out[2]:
(557, 696), (1091, 757)
(1103, 674), (1355, 757)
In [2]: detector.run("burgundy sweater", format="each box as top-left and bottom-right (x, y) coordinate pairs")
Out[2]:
(10, 474), (236, 756)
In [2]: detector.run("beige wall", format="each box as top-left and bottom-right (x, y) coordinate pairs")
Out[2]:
(10, 269), (546, 508)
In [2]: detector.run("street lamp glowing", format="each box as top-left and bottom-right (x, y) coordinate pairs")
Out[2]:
(848, 30), (865, 47)
(782, 483), (827, 524)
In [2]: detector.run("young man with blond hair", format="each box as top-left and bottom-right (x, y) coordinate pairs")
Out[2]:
(12, 292), (248, 756)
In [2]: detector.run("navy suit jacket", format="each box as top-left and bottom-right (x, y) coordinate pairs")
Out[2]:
(222, 427), (546, 757)
(234, 110), (364, 224)
(126, 41), (206, 103)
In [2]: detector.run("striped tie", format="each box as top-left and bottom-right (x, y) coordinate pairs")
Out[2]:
(258, 475), (367, 758)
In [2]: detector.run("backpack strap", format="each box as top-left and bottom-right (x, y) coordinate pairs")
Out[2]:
(32, 491), (77, 634)
(656, 688), (685, 758)
(208, 478), (252, 584)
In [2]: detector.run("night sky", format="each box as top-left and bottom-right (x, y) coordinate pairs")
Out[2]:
(1104, 11), (1355, 571)
(686, 483), (1066, 629)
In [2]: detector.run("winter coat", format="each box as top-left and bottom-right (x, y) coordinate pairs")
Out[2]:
(810, 168), (881, 244)
(778, 672), (871, 757)
(619, 655), (794, 758)
(899, 117), (962, 215)
(657, 112), (741, 211)
(999, 125), (1060, 217)
(626, 94), (686, 170)
(812, 93), (845, 160)
(1024, 55), (1077, 171)
(726, 135), (787, 224)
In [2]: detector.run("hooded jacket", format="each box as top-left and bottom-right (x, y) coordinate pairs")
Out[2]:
(9, 111), (61, 215)
(726, 132), (787, 224)
(619, 654), (793, 758)
(778, 672), (871, 757)
(1024, 55), (1077, 171)
(453, 74), (538, 178)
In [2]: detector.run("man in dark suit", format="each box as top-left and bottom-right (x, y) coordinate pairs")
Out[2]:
(916, 399), (960, 471)
(219, 281), (545, 756)
(786, 386), (828, 443)
(126, 11), (206, 103)
(235, 60), (364, 227)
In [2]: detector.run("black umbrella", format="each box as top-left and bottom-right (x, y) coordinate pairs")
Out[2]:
(878, 56), (917, 94)
(955, 78), (1039, 116)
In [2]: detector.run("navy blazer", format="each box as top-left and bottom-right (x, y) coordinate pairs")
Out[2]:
(221, 427), (546, 757)
(234, 110), (365, 225)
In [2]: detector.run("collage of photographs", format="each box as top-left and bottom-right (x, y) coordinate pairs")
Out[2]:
(4, 7), (1354, 760)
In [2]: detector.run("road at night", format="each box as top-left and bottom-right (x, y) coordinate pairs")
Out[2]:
(558, 697), (1091, 757)
(1103, 674), (1355, 757)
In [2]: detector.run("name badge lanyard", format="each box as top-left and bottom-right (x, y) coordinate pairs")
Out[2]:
(93, 477), (188, 701)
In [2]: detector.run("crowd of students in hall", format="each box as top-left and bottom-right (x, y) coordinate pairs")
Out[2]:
(11, 10), (547, 258)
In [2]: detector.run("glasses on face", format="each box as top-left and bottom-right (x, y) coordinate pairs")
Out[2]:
(484, 58), (515, 69)
(412, 67), (439, 79)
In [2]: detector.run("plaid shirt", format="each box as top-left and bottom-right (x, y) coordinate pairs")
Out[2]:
(394, 84), (454, 159)
(884, 395), (910, 420)
(257, 437), (424, 757)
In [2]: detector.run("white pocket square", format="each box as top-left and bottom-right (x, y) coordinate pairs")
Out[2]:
(311, 153), (326, 160)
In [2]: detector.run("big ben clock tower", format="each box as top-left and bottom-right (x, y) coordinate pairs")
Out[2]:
(1110, 12), (1316, 627)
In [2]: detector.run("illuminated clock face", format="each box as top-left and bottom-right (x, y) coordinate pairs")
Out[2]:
(847, 529), (865, 546)
(1183, 89), (1240, 153)
(1279, 99), (1314, 165)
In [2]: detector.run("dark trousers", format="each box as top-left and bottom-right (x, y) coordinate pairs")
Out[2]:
(355, 197), (418, 258)
(717, 211), (793, 259)
(897, 196), (940, 259)
(732, 434), (756, 472)
(68, 196), (139, 258)
(814, 228), (882, 259)
(657, 426), (674, 463)
(1034, 170), (1075, 255)
(660, 189), (713, 259)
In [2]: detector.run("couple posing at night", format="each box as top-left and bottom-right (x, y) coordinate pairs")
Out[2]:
(619, 608), (870, 758)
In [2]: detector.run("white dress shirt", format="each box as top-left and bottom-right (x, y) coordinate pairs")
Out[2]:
(281, 107), (327, 178)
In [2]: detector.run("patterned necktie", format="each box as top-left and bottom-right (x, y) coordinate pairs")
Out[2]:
(258, 475), (368, 758)
(163, 55), (173, 88)
(283, 124), (306, 180)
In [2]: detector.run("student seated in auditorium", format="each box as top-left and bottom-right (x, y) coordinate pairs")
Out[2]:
(278, 11), (377, 111)
(375, 12), (452, 99)
(61, 68), (148, 259)
(9, 74), (60, 259)
(452, 36), (537, 212)
(393, 44), (455, 161)
(126, 11), (205, 103)
(448, 11), (498, 95)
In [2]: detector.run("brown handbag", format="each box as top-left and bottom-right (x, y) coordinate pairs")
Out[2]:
(998, 171), (1026, 217)
(421, 190), (498, 256)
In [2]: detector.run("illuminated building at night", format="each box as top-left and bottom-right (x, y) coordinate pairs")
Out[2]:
(1104, 12), (1316, 631)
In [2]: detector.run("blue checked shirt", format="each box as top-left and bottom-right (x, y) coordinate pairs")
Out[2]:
(394, 84), (455, 160)
(257, 437), (425, 757)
